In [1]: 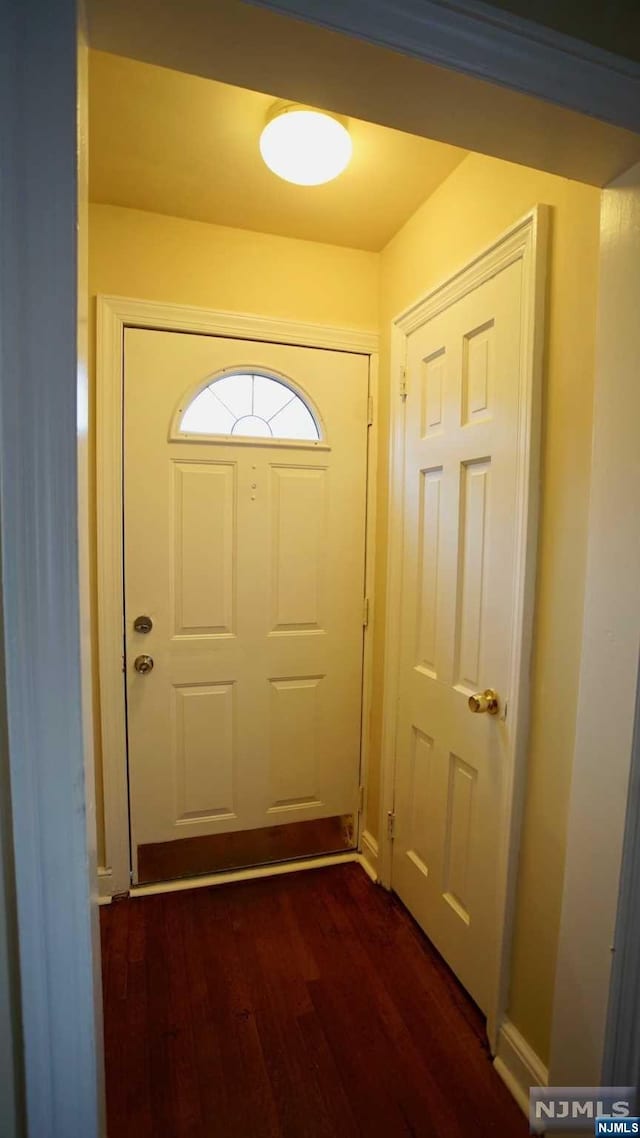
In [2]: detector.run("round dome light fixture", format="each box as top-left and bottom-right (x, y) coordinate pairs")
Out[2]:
(259, 102), (352, 186)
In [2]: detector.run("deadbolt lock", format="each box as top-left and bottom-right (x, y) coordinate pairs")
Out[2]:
(468, 688), (499, 715)
(133, 614), (153, 634)
(134, 654), (154, 675)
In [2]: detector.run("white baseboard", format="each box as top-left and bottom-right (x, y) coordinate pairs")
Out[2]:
(359, 829), (379, 882)
(97, 866), (113, 903)
(494, 1018), (548, 1120)
(98, 845), (381, 901)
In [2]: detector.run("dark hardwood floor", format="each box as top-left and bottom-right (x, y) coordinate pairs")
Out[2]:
(100, 862), (528, 1137)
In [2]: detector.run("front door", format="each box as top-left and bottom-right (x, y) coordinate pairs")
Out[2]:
(391, 256), (527, 1014)
(123, 329), (369, 884)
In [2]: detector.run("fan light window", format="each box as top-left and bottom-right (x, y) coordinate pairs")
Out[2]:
(179, 373), (320, 442)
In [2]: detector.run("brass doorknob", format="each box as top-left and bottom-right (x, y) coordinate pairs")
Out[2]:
(468, 689), (499, 715)
(134, 654), (154, 675)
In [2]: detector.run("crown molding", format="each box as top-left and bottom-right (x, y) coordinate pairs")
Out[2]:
(247, 0), (640, 134)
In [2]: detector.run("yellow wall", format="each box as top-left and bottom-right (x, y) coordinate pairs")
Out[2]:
(89, 204), (379, 328)
(371, 151), (600, 1062)
(88, 203), (380, 863)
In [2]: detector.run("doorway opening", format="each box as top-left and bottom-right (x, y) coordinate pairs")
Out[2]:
(98, 278), (381, 889)
(87, 14), (611, 1126)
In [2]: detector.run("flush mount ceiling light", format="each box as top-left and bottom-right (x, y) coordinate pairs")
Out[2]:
(259, 102), (352, 186)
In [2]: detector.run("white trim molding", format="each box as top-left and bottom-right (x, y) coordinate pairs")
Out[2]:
(550, 162), (640, 1088)
(99, 851), (385, 907)
(494, 1019), (548, 1118)
(97, 295), (379, 896)
(603, 678), (640, 1086)
(379, 207), (549, 1052)
(359, 830), (379, 882)
(97, 867), (113, 904)
(98, 295), (378, 355)
(248, 0), (640, 134)
(0, 1), (102, 1134)
(358, 351), (379, 853)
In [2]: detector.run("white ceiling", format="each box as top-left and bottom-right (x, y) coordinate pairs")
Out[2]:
(89, 51), (468, 252)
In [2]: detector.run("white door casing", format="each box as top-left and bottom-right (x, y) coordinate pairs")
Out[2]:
(123, 329), (369, 877)
(380, 209), (547, 1045)
(550, 163), (640, 1089)
(97, 299), (378, 898)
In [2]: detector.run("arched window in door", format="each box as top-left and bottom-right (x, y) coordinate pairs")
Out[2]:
(178, 372), (321, 442)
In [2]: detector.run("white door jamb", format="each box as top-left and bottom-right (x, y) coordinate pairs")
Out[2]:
(549, 161), (640, 1089)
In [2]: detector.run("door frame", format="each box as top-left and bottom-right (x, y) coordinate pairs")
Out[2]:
(96, 294), (379, 898)
(379, 207), (549, 1051)
(548, 162), (640, 1089)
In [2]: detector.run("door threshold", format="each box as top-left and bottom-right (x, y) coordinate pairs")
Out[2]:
(128, 850), (366, 899)
(136, 814), (355, 883)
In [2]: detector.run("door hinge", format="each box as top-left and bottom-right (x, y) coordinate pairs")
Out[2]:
(399, 366), (408, 400)
(367, 394), (374, 426)
(358, 785), (365, 814)
(387, 811), (396, 840)
(362, 596), (370, 628)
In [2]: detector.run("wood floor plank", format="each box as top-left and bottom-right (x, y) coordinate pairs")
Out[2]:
(145, 897), (179, 1138)
(100, 863), (529, 1138)
(101, 898), (131, 1135)
(226, 883), (337, 1138)
(121, 898), (153, 1138)
(198, 885), (282, 1138)
(163, 895), (205, 1136)
(179, 890), (234, 1136)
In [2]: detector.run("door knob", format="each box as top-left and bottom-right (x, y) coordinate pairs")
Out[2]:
(133, 614), (153, 634)
(134, 654), (154, 675)
(468, 689), (499, 715)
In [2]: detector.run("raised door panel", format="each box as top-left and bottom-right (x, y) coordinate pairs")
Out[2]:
(421, 349), (446, 438)
(172, 462), (236, 637)
(462, 321), (494, 426)
(404, 728), (436, 880)
(415, 468), (443, 678)
(442, 753), (477, 926)
(173, 682), (236, 823)
(269, 465), (328, 634)
(455, 460), (491, 693)
(268, 675), (324, 813)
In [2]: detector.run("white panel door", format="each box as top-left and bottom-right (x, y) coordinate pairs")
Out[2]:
(392, 259), (524, 1013)
(123, 329), (369, 881)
